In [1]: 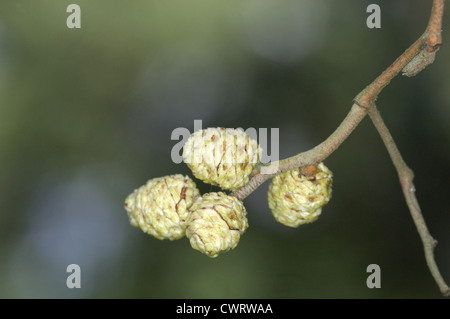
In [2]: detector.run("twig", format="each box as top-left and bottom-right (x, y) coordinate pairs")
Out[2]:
(368, 106), (450, 296)
(232, 0), (444, 201)
(230, 0), (448, 296)
(232, 102), (368, 199)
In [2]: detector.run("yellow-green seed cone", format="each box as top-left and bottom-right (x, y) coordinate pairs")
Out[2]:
(186, 192), (248, 257)
(124, 174), (200, 240)
(268, 163), (333, 227)
(182, 128), (262, 190)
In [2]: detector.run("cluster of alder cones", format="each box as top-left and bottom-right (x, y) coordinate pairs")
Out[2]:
(125, 128), (333, 257)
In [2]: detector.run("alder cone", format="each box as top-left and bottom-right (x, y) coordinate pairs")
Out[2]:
(268, 163), (333, 228)
(186, 192), (248, 257)
(183, 128), (262, 190)
(124, 174), (200, 240)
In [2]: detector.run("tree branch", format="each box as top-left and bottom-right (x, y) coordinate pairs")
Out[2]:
(232, 0), (444, 201)
(231, 0), (448, 296)
(368, 106), (450, 297)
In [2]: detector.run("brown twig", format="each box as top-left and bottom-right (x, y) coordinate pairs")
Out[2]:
(231, 0), (448, 296)
(233, 0), (444, 200)
(368, 106), (450, 296)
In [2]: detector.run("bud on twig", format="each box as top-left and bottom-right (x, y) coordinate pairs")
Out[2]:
(402, 49), (436, 77)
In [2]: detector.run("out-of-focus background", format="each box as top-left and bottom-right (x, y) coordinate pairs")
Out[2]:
(0, 0), (449, 298)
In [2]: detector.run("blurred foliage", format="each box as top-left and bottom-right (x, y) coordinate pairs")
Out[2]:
(0, 0), (449, 298)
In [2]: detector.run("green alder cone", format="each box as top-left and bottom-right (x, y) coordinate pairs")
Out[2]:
(186, 192), (248, 257)
(183, 128), (262, 191)
(125, 174), (200, 240)
(268, 162), (333, 228)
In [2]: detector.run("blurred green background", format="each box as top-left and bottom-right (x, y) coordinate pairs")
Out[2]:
(0, 0), (449, 298)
